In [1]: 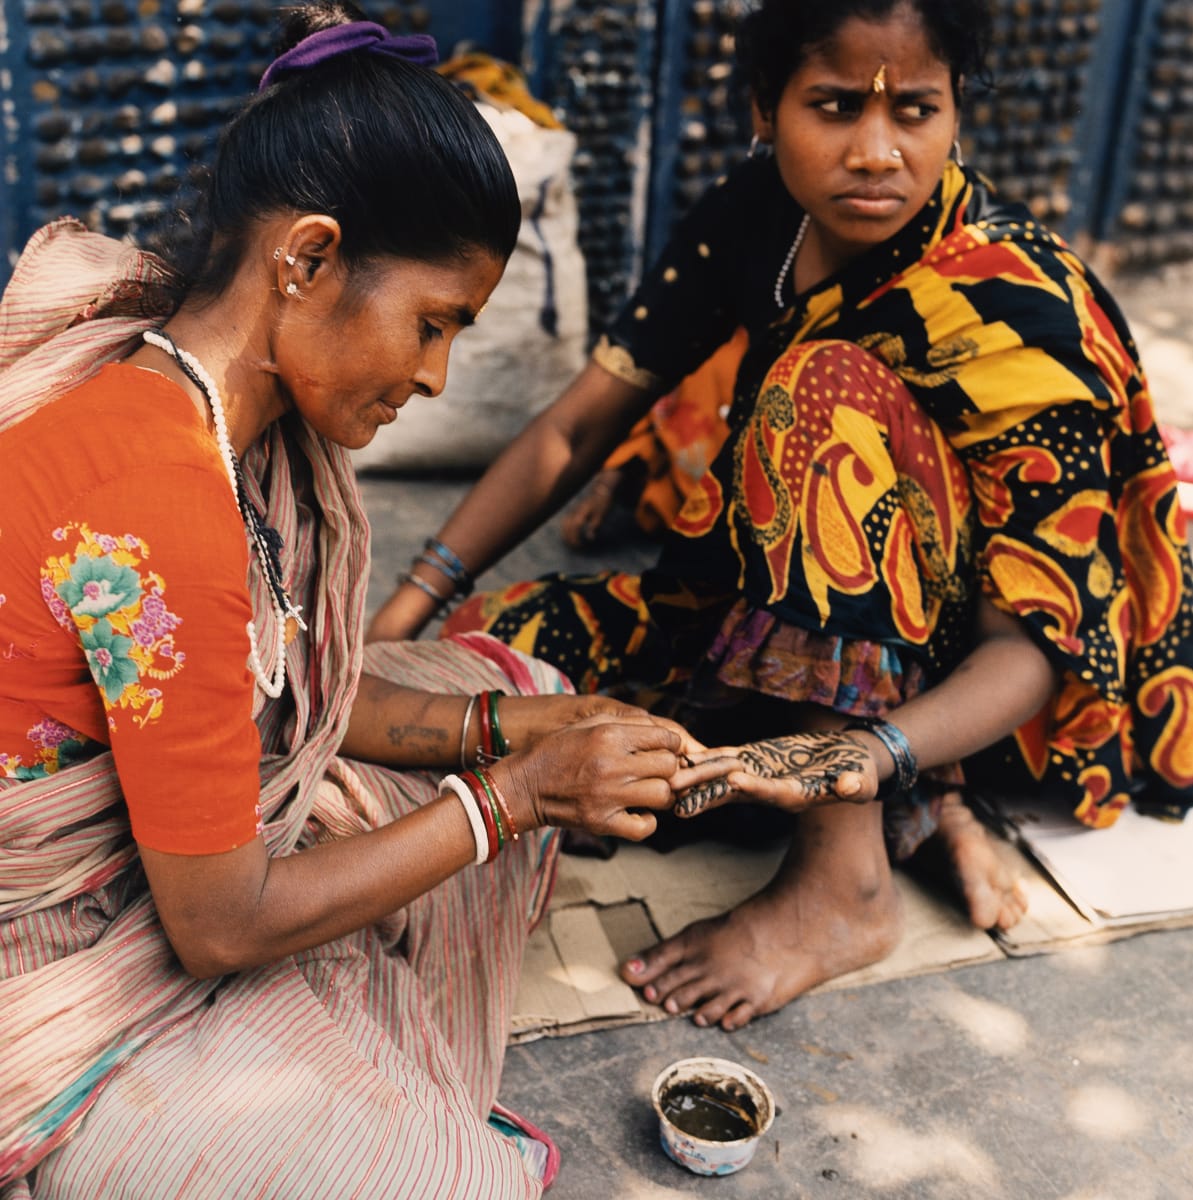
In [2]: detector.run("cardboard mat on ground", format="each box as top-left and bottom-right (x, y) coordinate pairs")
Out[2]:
(510, 803), (1193, 1043)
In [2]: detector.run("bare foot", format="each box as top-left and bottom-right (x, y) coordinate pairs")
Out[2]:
(620, 802), (902, 1030)
(933, 793), (1028, 931)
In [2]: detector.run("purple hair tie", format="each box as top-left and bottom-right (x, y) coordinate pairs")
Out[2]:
(258, 21), (438, 91)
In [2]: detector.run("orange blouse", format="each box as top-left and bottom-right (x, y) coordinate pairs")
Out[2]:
(0, 363), (263, 853)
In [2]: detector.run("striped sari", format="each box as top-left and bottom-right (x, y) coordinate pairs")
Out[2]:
(0, 221), (559, 1197)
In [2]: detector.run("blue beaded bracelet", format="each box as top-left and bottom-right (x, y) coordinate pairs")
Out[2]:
(844, 716), (918, 800)
(421, 537), (474, 598)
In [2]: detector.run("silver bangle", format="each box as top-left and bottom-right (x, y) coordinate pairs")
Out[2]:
(398, 571), (451, 610)
(458, 694), (479, 769)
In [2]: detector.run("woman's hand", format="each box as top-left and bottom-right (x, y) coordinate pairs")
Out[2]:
(365, 582), (439, 643)
(560, 467), (625, 549)
(496, 692), (703, 760)
(670, 732), (877, 817)
(491, 714), (692, 843)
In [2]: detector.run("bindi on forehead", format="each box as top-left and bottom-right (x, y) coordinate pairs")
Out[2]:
(871, 63), (887, 94)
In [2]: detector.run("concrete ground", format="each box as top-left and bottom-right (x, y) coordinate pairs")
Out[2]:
(357, 265), (1193, 1200)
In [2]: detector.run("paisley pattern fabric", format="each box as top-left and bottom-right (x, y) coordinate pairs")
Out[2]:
(461, 160), (1193, 828)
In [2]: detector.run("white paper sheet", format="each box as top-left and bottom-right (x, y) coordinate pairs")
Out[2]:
(996, 801), (1193, 923)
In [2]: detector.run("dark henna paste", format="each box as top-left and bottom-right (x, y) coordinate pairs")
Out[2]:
(673, 732), (871, 816)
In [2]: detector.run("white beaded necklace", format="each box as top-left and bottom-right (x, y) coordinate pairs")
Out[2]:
(143, 329), (306, 698)
(773, 212), (811, 308)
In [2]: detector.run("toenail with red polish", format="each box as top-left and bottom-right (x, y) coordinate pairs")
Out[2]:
(626, 958), (645, 974)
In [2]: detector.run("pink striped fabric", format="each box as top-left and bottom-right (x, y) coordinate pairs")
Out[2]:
(0, 222), (567, 1196)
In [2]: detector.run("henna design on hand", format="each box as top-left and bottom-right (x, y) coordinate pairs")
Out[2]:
(673, 731), (871, 817)
(675, 775), (734, 816)
(738, 732), (869, 803)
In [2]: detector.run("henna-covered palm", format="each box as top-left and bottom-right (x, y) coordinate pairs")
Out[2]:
(674, 732), (871, 817)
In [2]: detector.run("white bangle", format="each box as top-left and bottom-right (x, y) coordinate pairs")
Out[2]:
(440, 773), (488, 865)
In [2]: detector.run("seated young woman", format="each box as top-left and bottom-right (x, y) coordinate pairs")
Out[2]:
(366, 0), (1193, 1035)
(0, 5), (703, 1195)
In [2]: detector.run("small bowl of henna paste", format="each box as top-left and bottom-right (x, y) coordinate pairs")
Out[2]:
(651, 1056), (775, 1176)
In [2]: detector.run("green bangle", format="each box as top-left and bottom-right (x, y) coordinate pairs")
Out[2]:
(487, 690), (510, 756)
(473, 767), (505, 849)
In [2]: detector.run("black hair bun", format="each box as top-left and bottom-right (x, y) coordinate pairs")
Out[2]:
(273, 0), (370, 57)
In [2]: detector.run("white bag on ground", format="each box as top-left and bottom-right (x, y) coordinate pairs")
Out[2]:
(352, 100), (587, 472)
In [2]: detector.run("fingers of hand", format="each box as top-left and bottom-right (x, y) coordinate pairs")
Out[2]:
(729, 771), (811, 807)
(605, 810), (658, 842)
(673, 775), (737, 817)
(645, 715), (707, 757)
(685, 745), (746, 766)
(834, 770), (869, 801)
(544, 776), (672, 838)
(670, 754), (742, 792)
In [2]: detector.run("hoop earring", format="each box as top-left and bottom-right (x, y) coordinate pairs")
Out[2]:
(952, 139), (965, 168)
(748, 135), (761, 158)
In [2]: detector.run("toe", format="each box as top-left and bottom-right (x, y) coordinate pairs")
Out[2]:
(997, 880), (1030, 930)
(719, 1000), (757, 1032)
(690, 989), (741, 1029)
(651, 962), (706, 1012)
(666, 976), (722, 1017)
(620, 939), (684, 988)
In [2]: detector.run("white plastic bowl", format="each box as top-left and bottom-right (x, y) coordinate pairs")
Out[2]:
(650, 1056), (776, 1177)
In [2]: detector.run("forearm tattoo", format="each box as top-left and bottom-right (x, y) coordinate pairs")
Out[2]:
(386, 723), (448, 749)
(674, 732), (870, 817)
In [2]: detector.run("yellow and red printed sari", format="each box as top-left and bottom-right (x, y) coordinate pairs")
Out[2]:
(452, 161), (1193, 830)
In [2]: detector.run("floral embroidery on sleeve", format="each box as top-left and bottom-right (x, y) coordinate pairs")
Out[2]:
(41, 523), (185, 729)
(0, 717), (95, 781)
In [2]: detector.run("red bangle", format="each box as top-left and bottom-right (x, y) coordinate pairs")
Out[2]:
(477, 766), (519, 842)
(473, 768), (506, 847)
(478, 691), (495, 761)
(463, 770), (500, 862)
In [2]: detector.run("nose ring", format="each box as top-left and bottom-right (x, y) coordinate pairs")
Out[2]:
(891, 148), (903, 159)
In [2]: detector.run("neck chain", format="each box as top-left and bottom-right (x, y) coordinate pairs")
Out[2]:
(142, 329), (306, 698)
(773, 213), (811, 308)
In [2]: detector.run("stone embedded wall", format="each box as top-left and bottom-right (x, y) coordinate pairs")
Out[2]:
(530, 0), (1193, 332)
(9, 0), (274, 255)
(4, 1), (1192, 317)
(1, 0), (488, 273)
(1112, 0), (1193, 268)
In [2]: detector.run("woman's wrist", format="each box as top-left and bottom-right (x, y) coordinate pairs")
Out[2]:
(845, 728), (894, 785)
(396, 537), (474, 622)
(843, 717), (918, 800)
(397, 566), (453, 613)
(485, 758), (542, 835)
(386, 574), (442, 627)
